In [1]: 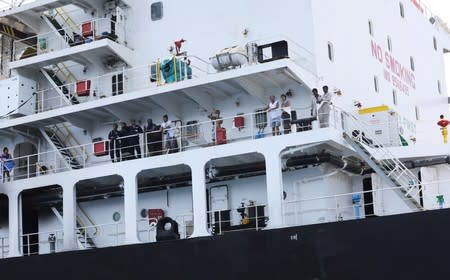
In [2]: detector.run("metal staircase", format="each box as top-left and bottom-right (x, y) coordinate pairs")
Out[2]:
(51, 206), (97, 249)
(41, 63), (79, 105)
(40, 123), (87, 170)
(43, 8), (81, 46)
(341, 111), (423, 211)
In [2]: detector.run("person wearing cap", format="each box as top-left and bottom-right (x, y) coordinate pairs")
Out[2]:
(318, 85), (332, 128)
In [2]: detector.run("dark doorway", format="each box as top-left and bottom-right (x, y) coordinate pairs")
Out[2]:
(363, 178), (375, 217)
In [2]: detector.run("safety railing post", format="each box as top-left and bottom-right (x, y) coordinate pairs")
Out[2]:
(26, 155), (30, 179)
(27, 235), (30, 256)
(255, 207), (259, 231)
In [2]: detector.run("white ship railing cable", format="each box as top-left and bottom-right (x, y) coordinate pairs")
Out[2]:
(0, 106), (329, 180)
(20, 229), (64, 256)
(13, 17), (126, 61)
(26, 35), (314, 114)
(282, 180), (450, 227)
(0, 236), (8, 259)
(206, 204), (267, 235)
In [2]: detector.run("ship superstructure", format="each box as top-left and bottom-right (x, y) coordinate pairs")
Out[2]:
(0, 0), (448, 271)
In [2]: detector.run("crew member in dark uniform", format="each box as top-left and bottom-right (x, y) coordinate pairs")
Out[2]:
(129, 119), (143, 158)
(145, 119), (161, 156)
(108, 123), (121, 163)
(119, 122), (131, 161)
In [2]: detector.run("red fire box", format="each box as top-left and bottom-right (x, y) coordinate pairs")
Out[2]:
(93, 140), (109, 156)
(234, 116), (245, 129)
(94, 141), (109, 157)
(76, 80), (91, 96)
(82, 21), (93, 37)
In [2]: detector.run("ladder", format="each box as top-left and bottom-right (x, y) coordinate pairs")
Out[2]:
(341, 111), (423, 210)
(41, 62), (79, 105)
(40, 123), (88, 170)
(51, 206), (97, 249)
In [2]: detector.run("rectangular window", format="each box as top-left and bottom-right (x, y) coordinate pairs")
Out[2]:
(400, 2), (405, 18)
(368, 20), (373, 36)
(327, 42), (334, 62)
(387, 36), (392, 52)
(438, 80), (442, 94)
(433, 37), (438, 51)
(410, 56), (415, 72)
(374, 76), (379, 93)
(415, 106), (420, 120)
(393, 90), (397, 105)
(151, 2), (163, 21)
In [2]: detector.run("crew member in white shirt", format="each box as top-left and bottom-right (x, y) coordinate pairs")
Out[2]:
(265, 95), (281, 136)
(318, 85), (332, 128)
(160, 114), (177, 153)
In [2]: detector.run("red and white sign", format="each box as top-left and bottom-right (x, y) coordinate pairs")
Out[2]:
(371, 40), (416, 95)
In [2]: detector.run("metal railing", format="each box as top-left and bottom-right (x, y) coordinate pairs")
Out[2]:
(20, 229), (64, 256)
(282, 177), (450, 228)
(0, 236), (9, 258)
(137, 213), (193, 243)
(14, 18), (125, 61)
(30, 35), (312, 115)
(76, 222), (125, 249)
(2, 106), (334, 181)
(207, 204), (267, 235)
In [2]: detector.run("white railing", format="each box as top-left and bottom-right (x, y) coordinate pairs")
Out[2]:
(14, 18), (125, 61)
(137, 213), (193, 243)
(2, 106), (332, 181)
(34, 56), (212, 114)
(247, 35), (317, 76)
(30, 35), (313, 115)
(76, 222), (125, 249)
(0, 236), (8, 258)
(207, 204), (267, 235)
(20, 229), (64, 256)
(283, 177), (450, 228)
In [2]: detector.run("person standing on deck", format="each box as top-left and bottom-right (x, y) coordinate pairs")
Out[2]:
(265, 95), (281, 136)
(108, 123), (121, 163)
(318, 85), (332, 128)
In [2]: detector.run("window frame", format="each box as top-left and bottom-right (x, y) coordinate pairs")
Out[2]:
(327, 41), (334, 62)
(151, 2), (164, 21)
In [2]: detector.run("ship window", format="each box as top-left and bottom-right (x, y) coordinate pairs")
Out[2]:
(374, 76), (379, 93)
(400, 2), (405, 18)
(327, 42), (334, 62)
(387, 36), (392, 52)
(393, 90), (398, 105)
(438, 80), (442, 94)
(415, 106), (420, 120)
(410, 56), (415, 71)
(151, 2), (163, 21)
(433, 37), (437, 51)
(368, 20), (373, 36)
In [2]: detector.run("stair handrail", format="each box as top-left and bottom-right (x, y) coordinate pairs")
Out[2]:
(340, 109), (422, 196)
(76, 204), (98, 236)
(53, 123), (89, 161)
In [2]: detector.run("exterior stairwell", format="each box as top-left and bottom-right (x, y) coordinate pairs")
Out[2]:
(40, 123), (88, 170)
(41, 63), (80, 105)
(341, 111), (423, 211)
(51, 206), (97, 249)
(43, 8), (81, 47)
